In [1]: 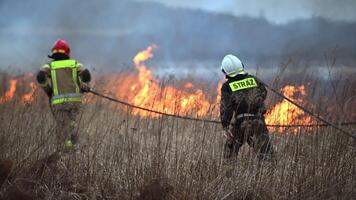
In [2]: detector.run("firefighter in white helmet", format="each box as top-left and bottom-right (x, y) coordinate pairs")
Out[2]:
(219, 54), (273, 160)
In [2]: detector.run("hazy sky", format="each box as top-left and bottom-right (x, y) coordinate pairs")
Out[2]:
(139, 0), (356, 24)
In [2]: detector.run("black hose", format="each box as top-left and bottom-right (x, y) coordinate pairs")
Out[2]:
(88, 89), (356, 140)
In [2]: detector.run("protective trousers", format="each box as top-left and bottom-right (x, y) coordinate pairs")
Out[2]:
(51, 102), (81, 151)
(224, 117), (273, 160)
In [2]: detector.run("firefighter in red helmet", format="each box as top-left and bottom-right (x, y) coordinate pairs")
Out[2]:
(36, 39), (91, 152)
(49, 39), (71, 57)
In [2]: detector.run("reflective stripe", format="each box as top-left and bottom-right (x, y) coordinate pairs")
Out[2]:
(38, 82), (49, 87)
(72, 68), (80, 93)
(77, 63), (83, 68)
(51, 97), (81, 105)
(42, 64), (50, 69)
(229, 77), (257, 92)
(229, 69), (245, 77)
(52, 93), (81, 100)
(52, 49), (66, 54)
(50, 60), (80, 96)
(51, 69), (59, 95)
(51, 60), (77, 69)
(235, 113), (256, 120)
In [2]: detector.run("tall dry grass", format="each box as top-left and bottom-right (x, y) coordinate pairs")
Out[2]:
(0, 66), (355, 200)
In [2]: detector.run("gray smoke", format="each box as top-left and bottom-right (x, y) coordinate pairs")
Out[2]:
(0, 0), (355, 76)
(141, 0), (356, 24)
(305, 0), (356, 22)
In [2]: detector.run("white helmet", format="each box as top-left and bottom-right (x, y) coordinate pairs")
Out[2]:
(221, 54), (246, 77)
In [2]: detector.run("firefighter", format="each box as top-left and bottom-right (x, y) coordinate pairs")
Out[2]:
(220, 54), (273, 160)
(36, 39), (91, 151)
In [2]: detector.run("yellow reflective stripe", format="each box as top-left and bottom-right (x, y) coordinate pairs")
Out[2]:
(50, 69), (59, 95)
(49, 59), (78, 96)
(51, 60), (77, 69)
(229, 77), (258, 92)
(52, 93), (81, 100)
(72, 67), (80, 93)
(42, 64), (50, 69)
(52, 49), (66, 54)
(76, 62), (83, 68)
(38, 82), (49, 87)
(51, 97), (81, 105)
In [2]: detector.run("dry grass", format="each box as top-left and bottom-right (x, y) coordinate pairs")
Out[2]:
(0, 68), (355, 200)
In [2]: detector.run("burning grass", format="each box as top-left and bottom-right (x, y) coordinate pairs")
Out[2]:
(0, 46), (355, 199)
(0, 45), (326, 130)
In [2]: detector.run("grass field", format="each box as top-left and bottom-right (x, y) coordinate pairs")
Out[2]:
(0, 68), (355, 200)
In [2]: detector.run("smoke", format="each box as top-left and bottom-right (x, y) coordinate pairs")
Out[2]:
(305, 0), (356, 22)
(140, 0), (356, 24)
(0, 0), (355, 77)
(0, 0), (140, 71)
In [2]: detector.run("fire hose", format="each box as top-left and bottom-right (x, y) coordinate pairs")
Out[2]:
(88, 85), (356, 140)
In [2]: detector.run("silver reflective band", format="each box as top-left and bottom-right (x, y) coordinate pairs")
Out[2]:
(235, 113), (256, 120)
(51, 93), (82, 100)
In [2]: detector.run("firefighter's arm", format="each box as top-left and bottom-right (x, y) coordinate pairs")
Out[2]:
(256, 79), (268, 115)
(254, 77), (267, 99)
(259, 84), (267, 99)
(77, 63), (91, 92)
(253, 76), (267, 99)
(220, 84), (234, 130)
(36, 64), (52, 97)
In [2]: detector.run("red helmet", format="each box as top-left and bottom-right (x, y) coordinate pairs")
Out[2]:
(51, 39), (70, 56)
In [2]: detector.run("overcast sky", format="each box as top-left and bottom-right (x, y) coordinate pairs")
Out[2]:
(139, 0), (356, 24)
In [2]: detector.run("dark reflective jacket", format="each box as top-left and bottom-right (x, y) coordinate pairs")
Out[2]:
(220, 73), (267, 129)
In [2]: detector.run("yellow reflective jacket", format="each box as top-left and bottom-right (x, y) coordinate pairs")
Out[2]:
(39, 59), (86, 105)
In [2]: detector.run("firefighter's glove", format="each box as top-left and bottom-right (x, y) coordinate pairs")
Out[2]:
(223, 127), (234, 142)
(80, 84), (91, 93)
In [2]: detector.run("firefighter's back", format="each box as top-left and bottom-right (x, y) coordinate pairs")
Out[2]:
(47, 59), (82, 106)
(228, 74), (267, 115)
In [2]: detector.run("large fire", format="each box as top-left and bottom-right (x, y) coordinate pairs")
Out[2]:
(121, 45), (215, 117)
(0, 45), (317, 132)
(265, 85), (315, 132)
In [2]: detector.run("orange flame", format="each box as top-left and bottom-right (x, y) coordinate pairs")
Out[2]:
(122, 45), (214, 117)
(133, 44), (157, 67)
(22, 82), (36, 103)
(0, 79), (18, 104)
(184, 82), (193, 89)
(0, 46), (318, 132)
(265, 85), (314, 132)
